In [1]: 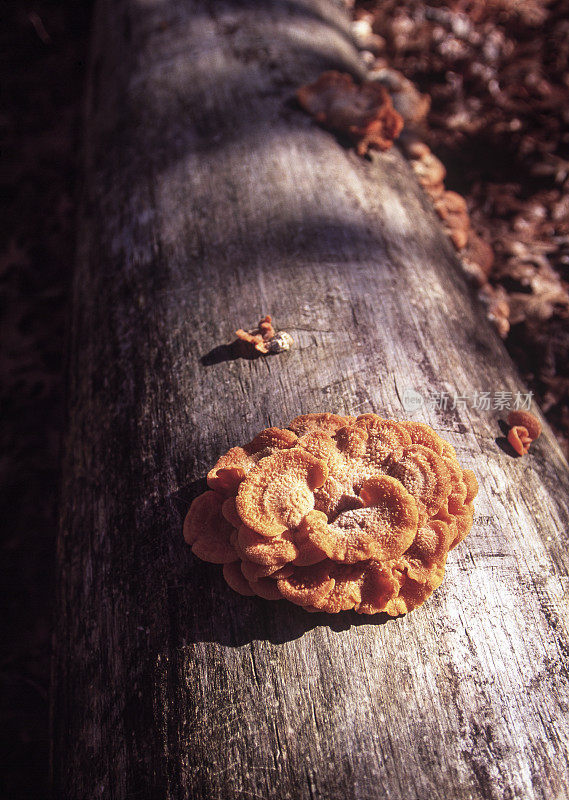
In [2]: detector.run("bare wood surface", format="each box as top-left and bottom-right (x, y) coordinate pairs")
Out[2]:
(52, 1), (569, 798)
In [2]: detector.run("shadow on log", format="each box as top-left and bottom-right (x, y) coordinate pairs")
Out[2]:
(52, 1), (569, 798)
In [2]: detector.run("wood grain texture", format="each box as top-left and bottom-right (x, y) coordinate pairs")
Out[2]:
(52, 0), (569, 798)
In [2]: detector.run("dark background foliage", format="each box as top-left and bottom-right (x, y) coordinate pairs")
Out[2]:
(0, 2), (92, 797)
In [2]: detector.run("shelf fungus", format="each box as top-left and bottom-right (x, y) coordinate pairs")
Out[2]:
(183, 413), (478, 616)
(296, 71), (404, 156)
(235, 315), (293, 355)
(506, 410), (542, 456)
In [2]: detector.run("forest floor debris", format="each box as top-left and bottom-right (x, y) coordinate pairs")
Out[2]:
(354, 0), (569, 457)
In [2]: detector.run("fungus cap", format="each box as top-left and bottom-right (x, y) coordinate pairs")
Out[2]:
(236, 449), (328, 537)
(507, 410), (541, 455)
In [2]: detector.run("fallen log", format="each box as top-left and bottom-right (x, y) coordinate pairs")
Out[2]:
(52, 0), (569, 798)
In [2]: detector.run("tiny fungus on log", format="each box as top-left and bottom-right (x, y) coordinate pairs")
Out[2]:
(507, 410), (542, 456)
(297, 71), (404, 156)
(235, 314), (293, 355)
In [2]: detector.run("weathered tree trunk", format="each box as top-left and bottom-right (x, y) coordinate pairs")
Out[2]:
(52, 1), (569, 798)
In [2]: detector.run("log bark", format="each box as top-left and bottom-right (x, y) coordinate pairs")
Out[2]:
(52, 0), (569, 798)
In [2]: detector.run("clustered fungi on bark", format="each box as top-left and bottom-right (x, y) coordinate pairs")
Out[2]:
(184, 413), (477, 615)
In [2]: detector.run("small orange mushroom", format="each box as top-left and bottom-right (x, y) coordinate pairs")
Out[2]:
(357, 561), (403, 615)
(507, 427), (532, 456)
(249, 427), (298, 451)
(449, 503), (475, 550)
(506, 410), (542, 456)
(248, 577), (284, 601)
(235, 314), (275, 353)
(443, 457), (469, 513)
(462, 470), (479, 505)
(400, 519), (452, 587)
(207, 446), (260, 496)
(293, 511), (330, 566)
(221, 496), (243, 529)
(235, 315), (293, 355)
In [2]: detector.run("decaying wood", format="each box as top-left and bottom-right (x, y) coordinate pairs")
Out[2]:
(52, 0), (569, 798)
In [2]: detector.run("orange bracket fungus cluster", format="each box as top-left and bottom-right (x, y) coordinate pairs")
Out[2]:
(400, 137), (496, 305)
(297, 71), (404, 156)
(234, 315), (293, 355)
(506, 410), (542, 456)
(183, 413), (478, 616)
(297, 69), (501, 335)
